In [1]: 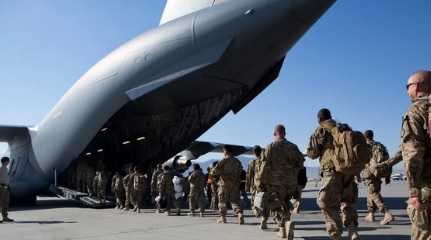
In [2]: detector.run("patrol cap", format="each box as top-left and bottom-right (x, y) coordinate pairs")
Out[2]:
(317, 108), (332, 123)
(364, 130), (374, 140)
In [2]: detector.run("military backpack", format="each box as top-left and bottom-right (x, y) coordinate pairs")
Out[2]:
(331, 123), (371, 175)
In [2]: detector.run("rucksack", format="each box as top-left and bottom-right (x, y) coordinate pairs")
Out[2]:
(370, 142), (391, 178)
(331, 123), (371, 175)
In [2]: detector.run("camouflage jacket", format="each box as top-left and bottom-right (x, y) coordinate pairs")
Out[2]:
(188, 169), (206, 195)
(151, 168), (163, 193)
(307, 119), (336, 172)
(401, 97), (431, 199)
(111, 174), (124, 192)
(245, 158), (257, 192)
(362, 140), (389, 179)
(257, 139), (304, 190)
(212, 156), (243, 188)
(133, 173), (147, 191)
(158, 171), (174, 196)
(123, 172), (136, 190)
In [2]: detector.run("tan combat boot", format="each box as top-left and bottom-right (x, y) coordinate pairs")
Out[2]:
(260, 218), (268, 230)
(238, 213), (245, 225)
(380, 211), (394, 225)
(364, 212), (375, 222)
(277, 226), (287, 239)
(217, 215), (227, 224)
(348, 226), (360, 240)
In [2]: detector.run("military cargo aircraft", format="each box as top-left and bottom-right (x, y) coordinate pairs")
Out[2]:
(1, 0), (335, 203)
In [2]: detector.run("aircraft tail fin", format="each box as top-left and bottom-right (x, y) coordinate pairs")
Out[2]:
(160, 0), (223, 25)
(0, 125), (30, 142)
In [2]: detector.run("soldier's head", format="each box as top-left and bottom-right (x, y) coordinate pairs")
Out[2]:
(364, 130), (374, 141)
(1, 157), (10, 166)
(192, 163), (201, 171)
(407, 70), (431, 100)
(317, 108), (332, 123)
(128, 166), (134, 173)
(222, 145), (234, 158)
(253, 145), (262, 158)
(273, 124), (286, 141)
(163, 165), (170, 172)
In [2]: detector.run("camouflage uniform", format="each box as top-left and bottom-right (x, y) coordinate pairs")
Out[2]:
(133, 172), (147, 212)
(208, 167), (219, 210)
(212, 156), (243, 223)
(257, 139), (304, 238)
(158, 170), (175, 214)
(111, 173), (125, 209)
(188, 168), (206, 215)
(86, 166), (96, 196)
(151, 167), (163, 202)
(401, 97), (431, 239)
(94, 171), (107, 202)
(123, 171), (136, 210)
(307, 119), (359, 239)
(361, 140), (391, 216)
(246, 158), (257, 207)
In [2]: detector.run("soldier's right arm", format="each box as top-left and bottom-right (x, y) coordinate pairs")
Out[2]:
(306, 128), (325, 159)
(401, 109), (427, 198)
(387, 150), (403, 167)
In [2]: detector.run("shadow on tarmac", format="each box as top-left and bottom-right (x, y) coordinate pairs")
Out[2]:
(301, 197), (408, 211)
(302, 235), (410, 240)
(13, 220), (77, 225)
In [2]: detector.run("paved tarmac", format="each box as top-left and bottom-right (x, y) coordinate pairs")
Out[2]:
(0, 181), (411, 240)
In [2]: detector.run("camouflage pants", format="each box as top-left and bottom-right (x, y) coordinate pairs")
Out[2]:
(211, 184), (218, 210)
(135, 190), (145, 209)
(408, 204), (431, 240)
(266, 185), (294, 227)
(218, 184), (242, 216)
(114, 188), (125, 208)
(365, 178), (386, 213)
(189, 190), (205, 213)
(0, 186), (10, 219)
(125, 189), (135, 208)
(317, 172), (358, 237)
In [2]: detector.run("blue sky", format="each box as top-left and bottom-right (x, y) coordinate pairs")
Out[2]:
(1, 1), (430, 168)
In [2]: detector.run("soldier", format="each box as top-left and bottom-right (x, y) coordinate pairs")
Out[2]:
(111, 172), (125, 209)
(361, 130), (394, 224)
(173, 174), (185, 216)
(151, 164), (163, 203)
(402, 70), (431, 239)
(206, 167), (212, 209)
(133, 168), (147, 213)
(188, 163), (206, 217)
(123, 166), (135, 210)
(0, 157), (13, 223)
(256, 125), (304, 239)
(307, 108), (360, 240)
(212, 145), (244, 225)
(94, 171), (107, 203)
(246, 146), (261, 211)
(208, 161), (219, 210)
(157, 165), (175, 215)
(86, 164), (96, 196)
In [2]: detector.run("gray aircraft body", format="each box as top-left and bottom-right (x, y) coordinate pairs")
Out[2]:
(1, 0), (335, 202)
